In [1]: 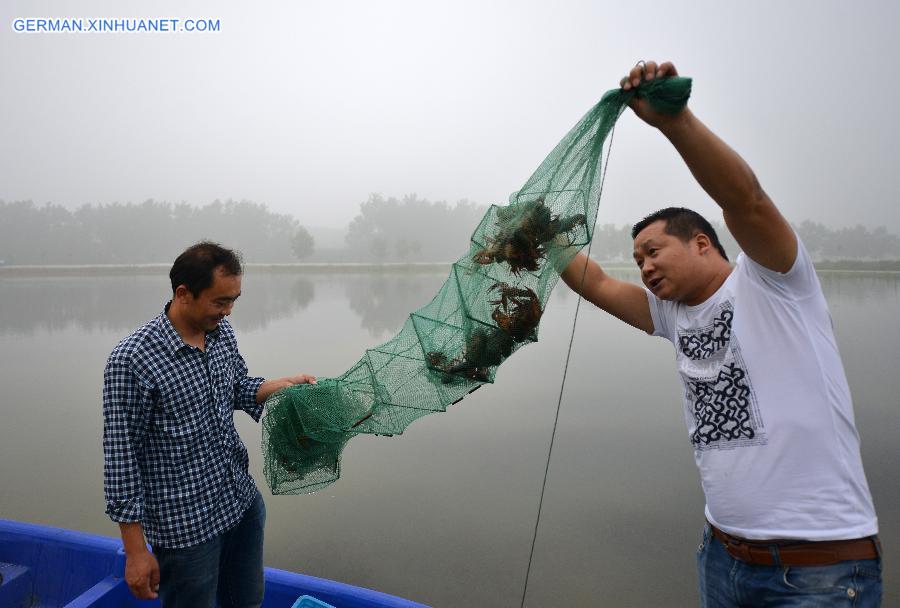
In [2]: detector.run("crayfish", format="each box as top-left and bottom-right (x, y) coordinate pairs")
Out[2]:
(426, 326), (514, 383)
(473, 197), (587, 275)
(425, 283), (543, 383)
(489, 282), (542, 341)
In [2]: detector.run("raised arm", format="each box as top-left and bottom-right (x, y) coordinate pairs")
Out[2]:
(625, 61), (797, 272)
(560, 252), (654, 334)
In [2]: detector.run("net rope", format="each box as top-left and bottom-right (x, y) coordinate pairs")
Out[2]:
(261, 77), (692, 495)
(519, 122), (617, 608)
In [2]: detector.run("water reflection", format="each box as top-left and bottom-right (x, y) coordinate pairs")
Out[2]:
(0, 269), (897, 606)
(4, 269), (897, 337)
(817, 271), (900, 303)
(0, 274), (315, 335)
(344, 271), (448, 336)
(239, 275), (315, 332)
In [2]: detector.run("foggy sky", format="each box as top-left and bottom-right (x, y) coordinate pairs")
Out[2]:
(2, 0), (899, 233)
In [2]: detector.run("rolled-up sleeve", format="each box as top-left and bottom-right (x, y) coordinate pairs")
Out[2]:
(232, 350), (266, 421)
(103, 359), (151, 523)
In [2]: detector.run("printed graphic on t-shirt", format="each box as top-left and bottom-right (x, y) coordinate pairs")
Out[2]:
(678, 306), (732, 360)
(677, 302), (767, 451)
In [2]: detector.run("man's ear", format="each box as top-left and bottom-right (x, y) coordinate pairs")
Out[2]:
(694, 233), (712, 255)
(173, 284), (193, 303)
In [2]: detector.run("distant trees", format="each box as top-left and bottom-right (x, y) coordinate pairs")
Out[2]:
(583, 220), (900, 264)
(796, 220), (900, 260)
(290, 226), (315, 260)
(2, 195), (899, 265)
(0, 199), (311, 264)
(344, 193), (487, 262)
(585, 224), (635, 262)
(0, 200), (81, 265)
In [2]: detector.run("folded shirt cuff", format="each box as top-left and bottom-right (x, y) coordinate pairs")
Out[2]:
(237, 376), (266, 421)
(105, 497), (143, 523)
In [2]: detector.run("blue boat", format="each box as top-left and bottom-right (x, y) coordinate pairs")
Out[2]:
(0, 519), (429, 608)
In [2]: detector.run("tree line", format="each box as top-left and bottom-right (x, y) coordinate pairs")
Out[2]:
(2, 197), (898, 265)
(338, 195), (900, 263)
(584, 220), (900, 263)
(0, 199), (311, 265)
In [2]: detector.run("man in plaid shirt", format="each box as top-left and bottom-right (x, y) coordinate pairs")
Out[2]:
(103, 242), (316, 607)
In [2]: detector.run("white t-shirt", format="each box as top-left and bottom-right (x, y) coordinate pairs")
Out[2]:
(646, 238), (878, 541)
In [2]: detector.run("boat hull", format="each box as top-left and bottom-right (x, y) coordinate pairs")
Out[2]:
(0, 519), (428, 608)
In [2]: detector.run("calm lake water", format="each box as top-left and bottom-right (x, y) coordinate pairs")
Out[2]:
(0, 269), (897, 607)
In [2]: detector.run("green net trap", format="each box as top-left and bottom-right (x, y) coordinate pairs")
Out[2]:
(262, 77), (692, 494)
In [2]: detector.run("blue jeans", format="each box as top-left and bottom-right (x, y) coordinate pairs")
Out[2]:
(153, 491), (266, 608)
(697, 523), (882, 607)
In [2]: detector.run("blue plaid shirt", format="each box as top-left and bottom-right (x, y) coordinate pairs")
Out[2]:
(103, 304), (265, 549)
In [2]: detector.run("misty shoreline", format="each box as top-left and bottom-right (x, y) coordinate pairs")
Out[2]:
(0, 262), (449, 277)
(2, 260), (899, 278)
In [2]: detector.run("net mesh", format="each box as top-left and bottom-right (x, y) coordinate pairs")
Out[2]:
(262, 77), (692, 494)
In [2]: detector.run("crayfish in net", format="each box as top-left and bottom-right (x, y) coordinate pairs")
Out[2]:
(473, 197), (587, 275)
(274, 433), (331, 475)
(489, 282), (543, 342)
(426, 326), (514, 383)
(425, 283), (543, 383)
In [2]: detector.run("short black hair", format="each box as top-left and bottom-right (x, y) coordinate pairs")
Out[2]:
(169, 241), (243, 297)
(631, 207), (728, 262)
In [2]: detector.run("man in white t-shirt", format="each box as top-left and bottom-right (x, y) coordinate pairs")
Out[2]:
(560, 60), (882, 606)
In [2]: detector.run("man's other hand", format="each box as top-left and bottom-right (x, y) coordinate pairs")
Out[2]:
(256, 373), (318, 402)
(125, 548), (160, 599)
(285, 374), (317, 385)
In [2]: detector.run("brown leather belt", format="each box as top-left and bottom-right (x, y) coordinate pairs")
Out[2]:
(709, 524), (881, 567)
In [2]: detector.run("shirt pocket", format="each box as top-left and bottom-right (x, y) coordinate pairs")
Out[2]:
(155, 372), (214, 441)
(213, 356), (237, 409)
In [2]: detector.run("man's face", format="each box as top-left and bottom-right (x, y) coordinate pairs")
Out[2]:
(632, 220), (698, 302)
(180, 267), (242, 333)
